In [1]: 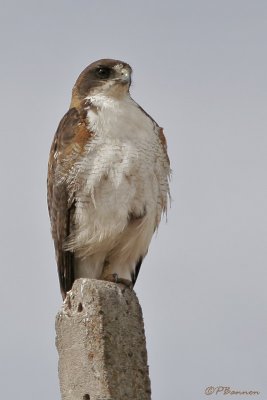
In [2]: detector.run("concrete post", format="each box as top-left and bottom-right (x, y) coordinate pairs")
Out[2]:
(55, 279), (151, 400)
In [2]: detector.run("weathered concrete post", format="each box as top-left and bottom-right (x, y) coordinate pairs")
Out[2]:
(55, 278), (151, 400)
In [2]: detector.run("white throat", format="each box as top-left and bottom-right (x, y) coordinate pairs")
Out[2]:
(86, 91), (131, 110)
(85, 93), (154, 139)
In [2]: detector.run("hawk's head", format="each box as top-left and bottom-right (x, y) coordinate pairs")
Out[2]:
(71, 59), (132, 107)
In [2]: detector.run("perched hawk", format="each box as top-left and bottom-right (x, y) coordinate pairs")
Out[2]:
(47, 59), (170, 299)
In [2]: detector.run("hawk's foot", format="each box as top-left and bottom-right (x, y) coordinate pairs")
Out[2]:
(103, 273), (133, 290)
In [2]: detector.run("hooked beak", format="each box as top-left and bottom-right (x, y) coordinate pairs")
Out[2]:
(120, 67), (131, 83)
(114, 65), (132, 86)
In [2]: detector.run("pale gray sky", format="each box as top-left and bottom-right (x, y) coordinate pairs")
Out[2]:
(0, 1), (266, 399)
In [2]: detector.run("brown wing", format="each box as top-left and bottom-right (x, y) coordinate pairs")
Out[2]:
(158, 127), (170, 165)
(47, 107), (93, 299)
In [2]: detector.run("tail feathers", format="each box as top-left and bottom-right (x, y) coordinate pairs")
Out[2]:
(131, 256), (143, 286)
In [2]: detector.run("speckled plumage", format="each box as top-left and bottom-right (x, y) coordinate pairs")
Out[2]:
(47, 59), (170, 299)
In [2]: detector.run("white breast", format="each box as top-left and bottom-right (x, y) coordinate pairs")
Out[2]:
(67, 94), (169, 257)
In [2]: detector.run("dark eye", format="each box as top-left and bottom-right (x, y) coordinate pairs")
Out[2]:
(95, 67), (111, 79)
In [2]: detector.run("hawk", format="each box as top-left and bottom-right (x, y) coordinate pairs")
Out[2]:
(47, 59), (170, 299)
